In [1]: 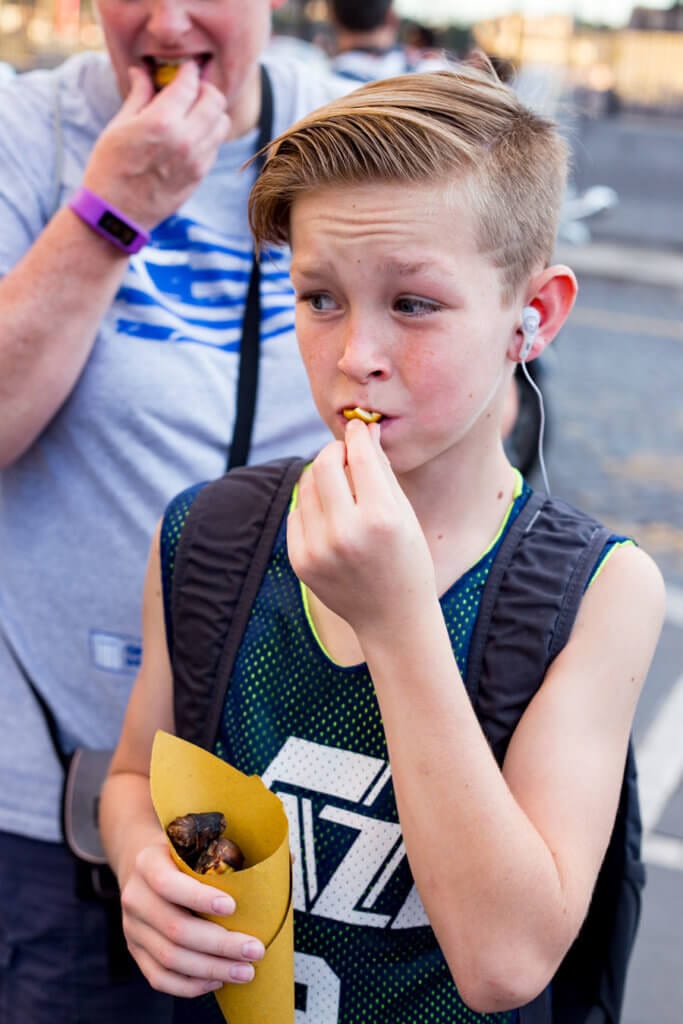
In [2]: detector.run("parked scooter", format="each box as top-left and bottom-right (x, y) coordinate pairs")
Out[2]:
(558, 183), (619, 246)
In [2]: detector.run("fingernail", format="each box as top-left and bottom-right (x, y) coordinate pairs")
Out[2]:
(230, 963), (255, 982)
(241, 940), (265, 961)
(212, 894), (235, 916)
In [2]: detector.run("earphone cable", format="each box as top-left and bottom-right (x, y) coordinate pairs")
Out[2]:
(520, 359), (551, 496)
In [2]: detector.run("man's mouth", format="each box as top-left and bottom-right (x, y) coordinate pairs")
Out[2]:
(342, 407), (383, 424)
(143, 54), (210, 90)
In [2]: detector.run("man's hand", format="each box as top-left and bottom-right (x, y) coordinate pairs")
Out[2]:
(83, 63), (230, 230)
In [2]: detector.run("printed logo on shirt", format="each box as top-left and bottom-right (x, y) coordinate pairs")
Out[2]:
(113, 215), (293, 350)
(89, 630), (142, 674)
(263, 737), (433, 1021)
(262, 736), (429, 930)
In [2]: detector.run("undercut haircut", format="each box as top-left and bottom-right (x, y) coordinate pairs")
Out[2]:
(329, 0), (394, 33)
(248, 57), (569, 303)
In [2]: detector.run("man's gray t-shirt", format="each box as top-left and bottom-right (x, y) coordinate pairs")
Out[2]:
(0, 52), (347, 841)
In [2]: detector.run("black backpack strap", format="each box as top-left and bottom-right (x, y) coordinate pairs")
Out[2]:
(547, 520), (613, 664)
(1, 624), (68, 771)
(466, 492), (611, 762)
(465, 489), (545, 713)
(171, 455), (307, 749)
(518, 988), (553, 1024)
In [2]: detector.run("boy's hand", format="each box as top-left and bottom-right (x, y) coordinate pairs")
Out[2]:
(82, 63), (230, 231)
(120, 838), (265, 998)
(288, 419), (437, 638)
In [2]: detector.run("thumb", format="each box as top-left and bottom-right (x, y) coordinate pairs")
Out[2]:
(120, 65), (154, 116)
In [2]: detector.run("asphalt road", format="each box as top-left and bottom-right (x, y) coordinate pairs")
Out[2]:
(536, 266), (683, 1021)
(569, 110), (683, 255)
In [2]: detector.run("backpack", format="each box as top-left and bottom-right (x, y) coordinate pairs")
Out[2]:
(167, 456), (645, 1024)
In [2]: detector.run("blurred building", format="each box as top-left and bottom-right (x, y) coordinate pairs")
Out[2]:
(1, 0), (683, 114)
(629, 3), (683, 30)
(0, 0), (101, 69)
(473, 10), (683, 114)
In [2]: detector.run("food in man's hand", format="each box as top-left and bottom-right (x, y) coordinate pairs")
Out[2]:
(195, 836), (245, 875)
(343, 407), (383, 424)
(154, 62), (181, 89)
(166, 811), (245, 872)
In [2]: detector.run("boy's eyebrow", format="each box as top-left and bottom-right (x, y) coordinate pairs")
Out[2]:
(291, 258), (447, 279)
(386, 259), (436, 276)
(289, 261), (333, 280)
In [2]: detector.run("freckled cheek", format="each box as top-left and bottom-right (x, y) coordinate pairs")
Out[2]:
(298, 336), (328, 373)
(407, 353), (468, 418)
(422, 389), (460, 431)
(298, 343), (336, 407)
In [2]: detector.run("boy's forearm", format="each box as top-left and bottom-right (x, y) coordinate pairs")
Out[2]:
(0, 206), (130, 467)
(100, 770), (166, 887)
(359, 609), (572, 1008)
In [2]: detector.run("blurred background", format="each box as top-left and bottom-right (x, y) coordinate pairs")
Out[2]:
(1, 0), (683, 110)
(3, 0), (683, 115)
(1, 1), (681, 1021)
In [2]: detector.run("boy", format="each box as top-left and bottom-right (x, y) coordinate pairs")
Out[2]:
(100, 63), (664, 1022)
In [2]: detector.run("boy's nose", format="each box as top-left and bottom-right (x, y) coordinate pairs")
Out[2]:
(146, 0), (192, 41)
(336, 324), (391, 383)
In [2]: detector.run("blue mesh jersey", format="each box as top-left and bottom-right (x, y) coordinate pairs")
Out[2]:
(160, 475), (623, 1024)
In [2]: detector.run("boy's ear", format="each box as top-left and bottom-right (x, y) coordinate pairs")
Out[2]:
(508, 264), (578, 362)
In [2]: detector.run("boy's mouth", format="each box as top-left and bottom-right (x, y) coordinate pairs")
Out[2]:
(342, 407), (383, 424)
(143, 54), (210, 90)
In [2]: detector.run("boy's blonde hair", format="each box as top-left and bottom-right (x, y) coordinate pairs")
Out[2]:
(249, 59), (569, 303)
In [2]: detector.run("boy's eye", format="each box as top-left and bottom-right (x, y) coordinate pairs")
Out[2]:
(305, 292), (338, 312)
(394, 296), (440, 316)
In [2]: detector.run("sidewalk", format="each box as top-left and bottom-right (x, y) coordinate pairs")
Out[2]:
(554, 240), (683, 289)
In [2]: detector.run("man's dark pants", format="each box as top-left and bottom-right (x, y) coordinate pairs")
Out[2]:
(0, 830), (173, 1023)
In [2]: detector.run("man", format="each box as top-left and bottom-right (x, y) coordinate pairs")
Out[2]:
(0, 1), (348, 1020)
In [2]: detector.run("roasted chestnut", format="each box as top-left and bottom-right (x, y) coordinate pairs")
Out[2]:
(166, 811), (244, 873)
(194, 837), (245, 875)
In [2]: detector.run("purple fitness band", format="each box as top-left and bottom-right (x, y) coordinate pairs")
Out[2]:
(68, 186), (150, 255)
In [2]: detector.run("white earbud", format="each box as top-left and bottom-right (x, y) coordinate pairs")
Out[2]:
(519, 305), (540, 361)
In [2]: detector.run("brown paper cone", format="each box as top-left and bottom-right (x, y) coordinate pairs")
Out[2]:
(150, 730), (294, 1024)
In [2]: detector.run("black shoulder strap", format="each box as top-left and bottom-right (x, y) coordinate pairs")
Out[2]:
(227, 64), (274, 471)
(466, 491), (611, 763)
(465, 490), (545, 709)
(172, 455), (306, 749)
(1, 625), (68, 771)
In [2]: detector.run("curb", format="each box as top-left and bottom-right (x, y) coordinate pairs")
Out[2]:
(554, 241), (683, 289)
